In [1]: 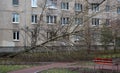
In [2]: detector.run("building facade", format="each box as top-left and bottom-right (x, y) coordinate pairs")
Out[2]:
(0, 0), (120, 47)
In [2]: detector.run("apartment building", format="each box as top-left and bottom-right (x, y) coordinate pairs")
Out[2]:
(0, 0), (120, 47)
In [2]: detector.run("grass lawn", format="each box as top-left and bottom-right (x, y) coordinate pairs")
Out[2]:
(40, 68), (120, 73)
(40, 68), (78, 73)
(0, 65), (32, 73)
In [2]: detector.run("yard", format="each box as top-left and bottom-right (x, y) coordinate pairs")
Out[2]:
(40, 68), (78, 73)
(38, 68), (120, 73)
(0, 65), (32, 73)
(0, 49), (119, 73)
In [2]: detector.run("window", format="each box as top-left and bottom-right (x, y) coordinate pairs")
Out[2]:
(61, 17), (69, 25)
(31, 14), (37, 24)
(13, 31), (19, 41)
(47, 15), (57, 24)
(12, 13), (19, 23)
(117, 0), (120, 2)
(74, 31), (83, 42)
(61, 2), (69, 10)
(31, 0), (37, 7)
(117, 7), (120, 14)
(13, 0), (19, 5)
(62, 32), (69, 40)
(74, 35), (80, 41)
(75, 3), (82, 11)
(105, 5), (110, 12)
(75, 18), (83, 25)
(47, 0), (57, 9)
(47, 31), (56, 39)
(92, 18), (99, 25)
(91, 3), (99, 12)
(105, 19), (110, 25)
(92, 32), (100, 42)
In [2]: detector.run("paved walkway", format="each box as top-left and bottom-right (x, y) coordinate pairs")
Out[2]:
(8, 62), (120, 73)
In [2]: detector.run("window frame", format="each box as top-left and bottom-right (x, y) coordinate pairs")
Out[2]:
(46, 0), (57, 9)
(47, 31), (56, 39)
(105, 5), (110, 12)
(12, 13), (19, 23)
(91, 3), (99, 12)
(13, 31), (20, 41)
(74, 32), (83, 42)
(75, 3), (82, 11)
(75, 18), (83, 25)
(74, 35), (81, 41)
(62, 32), (69, 40)
(31, 14), (37, 24)
(117, 7), (120, 14)
(31, 0), (37, 7)
(92, 18), (99, 26)
(46, 15), (57, 24)
(105, 19), (110, 25)
(12, 0), (19, 6)
(61, 2), (69, 10)
(117, 0), (120, 2)
(61, 17), (69, 25)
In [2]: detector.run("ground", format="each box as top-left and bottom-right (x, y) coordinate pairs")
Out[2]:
(8, 62), (120, 73)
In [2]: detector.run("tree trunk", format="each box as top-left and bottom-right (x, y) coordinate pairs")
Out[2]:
(87, 44), (91, 54)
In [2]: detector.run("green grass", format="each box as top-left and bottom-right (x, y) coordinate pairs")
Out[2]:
(0, 49), (120, 62)
(71, 61), (95, 66)
(40, 68), (120, 73)
(0, 65), (32, 73)
(97, 53), (120, 58)
(41, 68), (78, 73)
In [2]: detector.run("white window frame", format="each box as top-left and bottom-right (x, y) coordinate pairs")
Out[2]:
(13, 0), (19, 5)
(117, 0), (120, 2)
(106, 19), (110, 25)
(91, 3), (99, 12)
(47, 31), (55, 39)
(75, 18), (83, 25)
(74, 31), (83, 42)
(61, 17), (69, 25)
(12, 13), (19, 23)
(74, 35), (80, 41)
(105, 5), (110, 12)
(31, 14), (37, 24)
(13, 31), (19, 41)
(31, 0), (37, 7)
(92, 32), (100, 42)
(75, 3), (82, 11)
(47, 0), (57, 9)
(117, 7), (120, 14)
(92, 18), (99, 26)
(61, 2), (69, 10)
(47, 15), (57, 24)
